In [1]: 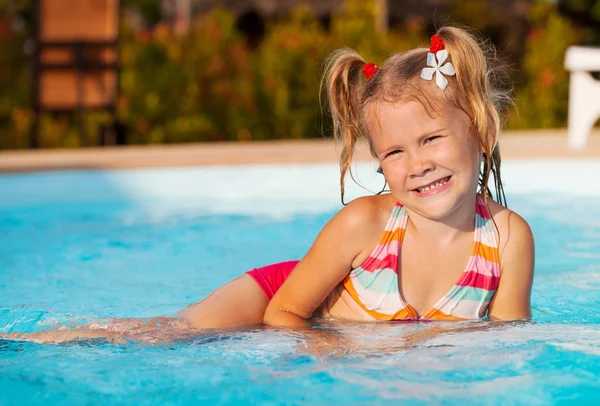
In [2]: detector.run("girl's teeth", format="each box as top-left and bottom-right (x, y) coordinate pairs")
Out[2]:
(418, 178), (448, 192)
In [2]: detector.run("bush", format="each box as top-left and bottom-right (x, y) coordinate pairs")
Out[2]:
(508, 2), (582, 129)
(0, 0), (586, 148)
(0, 9), (31, 149)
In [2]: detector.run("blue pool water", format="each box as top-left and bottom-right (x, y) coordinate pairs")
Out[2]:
(1, 161), (599, 405)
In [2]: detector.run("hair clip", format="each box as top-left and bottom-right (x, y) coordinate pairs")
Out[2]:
(362, 63), (379, 80)
(420, 34), (456, 90)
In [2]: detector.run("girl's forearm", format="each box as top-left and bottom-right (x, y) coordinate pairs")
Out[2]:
(263, 309), (312, 329)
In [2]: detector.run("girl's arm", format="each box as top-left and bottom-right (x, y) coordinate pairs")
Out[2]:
(487, 211), (535, 321)
(263, 197), (382, 328)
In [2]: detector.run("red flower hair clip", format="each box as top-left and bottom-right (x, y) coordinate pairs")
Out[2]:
(420, 33), (455, 90)
(362, 62), (379, 80)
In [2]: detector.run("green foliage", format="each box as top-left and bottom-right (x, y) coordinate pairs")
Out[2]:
(0, 0), (588, 148)
(557, 0), (600, 45)
(446, 1), (509, 33)
(508, 1), (582, 129)
(0, 0), (31, 16)
(116, 0), (421, 145)
(0, 10), (31, 148)
(121, 0), (162, 26)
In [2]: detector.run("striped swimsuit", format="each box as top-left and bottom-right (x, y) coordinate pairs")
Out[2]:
(342, 196), (501, 321)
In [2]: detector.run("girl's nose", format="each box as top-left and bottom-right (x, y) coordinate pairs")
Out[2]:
(408, 153), (435, 178)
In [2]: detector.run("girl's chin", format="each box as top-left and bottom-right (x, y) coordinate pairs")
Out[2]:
(411, 203), (458, 220)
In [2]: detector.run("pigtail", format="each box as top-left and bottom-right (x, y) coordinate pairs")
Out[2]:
(435, 26), (511, 207)
(321, 49), (367, 205)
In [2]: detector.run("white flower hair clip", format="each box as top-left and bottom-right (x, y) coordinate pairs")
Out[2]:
(420, 34), (456, 90)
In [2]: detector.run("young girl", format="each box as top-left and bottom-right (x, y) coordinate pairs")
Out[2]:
(4, 26), (534, 343)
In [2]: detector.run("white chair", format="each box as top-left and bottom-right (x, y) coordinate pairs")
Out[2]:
(564, 46), (600, 149)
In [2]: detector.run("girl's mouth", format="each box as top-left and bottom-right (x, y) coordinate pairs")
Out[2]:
(412, 176), (452, 196)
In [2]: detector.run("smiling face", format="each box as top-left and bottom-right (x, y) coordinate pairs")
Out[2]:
(368, 100), (481, 220)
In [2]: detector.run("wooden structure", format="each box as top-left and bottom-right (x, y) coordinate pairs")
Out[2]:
(32, 0), (121, 147)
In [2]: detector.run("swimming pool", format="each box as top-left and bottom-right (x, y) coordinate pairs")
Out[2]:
(1, 159), (599, 405)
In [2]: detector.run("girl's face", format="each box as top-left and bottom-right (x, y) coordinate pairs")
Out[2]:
(368, 100), (481, 221)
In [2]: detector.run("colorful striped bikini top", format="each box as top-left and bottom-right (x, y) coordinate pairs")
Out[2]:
(342, 196), (501, 321)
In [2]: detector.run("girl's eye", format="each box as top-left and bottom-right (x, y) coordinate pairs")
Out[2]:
(424, 136), (441, 144)
(385, 149), (403, 157)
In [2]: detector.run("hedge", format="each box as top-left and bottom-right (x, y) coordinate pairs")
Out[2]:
(0, 0), (583, 148)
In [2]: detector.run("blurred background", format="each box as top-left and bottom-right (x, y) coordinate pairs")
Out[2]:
(0, 0), (599, 149)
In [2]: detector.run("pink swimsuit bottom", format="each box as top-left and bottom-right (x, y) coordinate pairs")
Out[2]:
(246, 260), (299, 300)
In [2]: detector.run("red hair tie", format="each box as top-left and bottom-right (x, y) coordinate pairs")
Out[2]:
(429, 33), (445, 53)
(362, 63), (379, 80)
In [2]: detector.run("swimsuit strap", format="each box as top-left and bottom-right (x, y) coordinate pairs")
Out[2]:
(342, 201), (414, 320)
(357, 202), (406, 271)
(475, 196), (501, 251)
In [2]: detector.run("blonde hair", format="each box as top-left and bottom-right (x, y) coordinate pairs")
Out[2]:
(322, 26), (513, 206)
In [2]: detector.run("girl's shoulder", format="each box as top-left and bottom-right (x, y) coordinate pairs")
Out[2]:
(485, 198), (535, 264)
(338, 194), (397, 268)
(342, 193), (396, 223)
(334, 193), (396, 238)
(301, 194), (396, 274)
